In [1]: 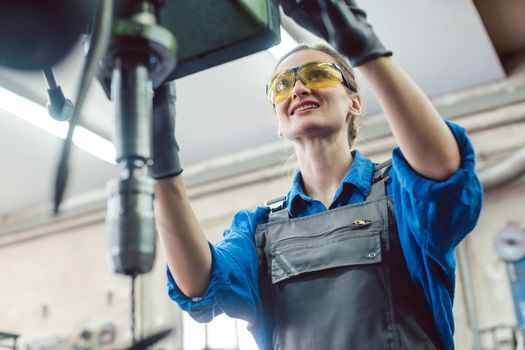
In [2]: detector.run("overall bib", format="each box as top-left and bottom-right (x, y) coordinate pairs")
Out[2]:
(254, 161), (443, 349)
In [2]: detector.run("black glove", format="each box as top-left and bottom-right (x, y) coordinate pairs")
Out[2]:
(148, 82), (183, 179)
(280, 0), (392, 67)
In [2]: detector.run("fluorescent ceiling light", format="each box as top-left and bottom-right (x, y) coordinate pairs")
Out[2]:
(0, 86), (116, 164)
(268, 27), (298, 60)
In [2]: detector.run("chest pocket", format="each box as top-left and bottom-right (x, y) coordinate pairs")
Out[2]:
(268, 219), (383, 284)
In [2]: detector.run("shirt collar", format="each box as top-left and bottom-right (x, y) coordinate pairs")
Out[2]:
(341, 150), (374, 197)
(286, 150), (374, 214)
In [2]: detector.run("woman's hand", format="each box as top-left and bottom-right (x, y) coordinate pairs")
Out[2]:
(149, 82), (183, 179)
(280, 0), (392, 66)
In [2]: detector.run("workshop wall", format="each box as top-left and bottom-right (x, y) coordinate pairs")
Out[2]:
(0, 217), (183, 349)
(1, 142), (525, 349)
(459, 177), (525, 349)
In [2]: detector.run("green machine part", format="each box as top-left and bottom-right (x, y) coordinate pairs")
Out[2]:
(160, 0), (281, 80)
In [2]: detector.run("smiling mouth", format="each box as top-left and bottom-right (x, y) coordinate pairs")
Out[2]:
(292, 103), (320, 115)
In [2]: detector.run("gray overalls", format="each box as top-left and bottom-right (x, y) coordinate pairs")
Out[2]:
(254, 161), (443, 349)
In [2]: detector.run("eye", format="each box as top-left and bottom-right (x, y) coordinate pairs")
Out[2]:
(276, 79), (291, 92)
(306, 69), (330, 81)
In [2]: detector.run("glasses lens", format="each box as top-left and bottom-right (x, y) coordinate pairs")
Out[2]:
(268, 70), (295, 104)
(299, 62), (343, 90)
(267, 62), (345, 104)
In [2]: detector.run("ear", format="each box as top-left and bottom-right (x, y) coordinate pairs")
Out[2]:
(348, 94), (362, 117)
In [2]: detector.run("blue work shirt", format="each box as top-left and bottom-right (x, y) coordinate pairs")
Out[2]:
(167, 120), (483, 350)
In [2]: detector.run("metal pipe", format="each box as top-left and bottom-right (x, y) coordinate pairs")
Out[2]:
(42, 66), (58, 89)
(479, 145), (525, 191)
(111, 58), (153, 165)
(106, 58), (156, 276)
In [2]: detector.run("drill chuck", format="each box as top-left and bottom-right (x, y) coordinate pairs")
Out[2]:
(106, 173), (156, 275)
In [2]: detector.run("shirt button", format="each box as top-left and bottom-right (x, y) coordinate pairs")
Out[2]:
(367, 252), (377, 259)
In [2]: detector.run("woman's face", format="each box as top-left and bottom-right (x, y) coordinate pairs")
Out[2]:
(272, 49), (360, 142)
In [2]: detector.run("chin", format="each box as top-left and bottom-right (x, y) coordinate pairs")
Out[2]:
(282, 113), (343, 137)
(286, 125), (335, 140)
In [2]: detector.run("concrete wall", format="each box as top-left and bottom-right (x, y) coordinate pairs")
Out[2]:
(0, 216), (183, 349)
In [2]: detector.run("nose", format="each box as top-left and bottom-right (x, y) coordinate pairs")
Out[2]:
(291, 78), (311, 100)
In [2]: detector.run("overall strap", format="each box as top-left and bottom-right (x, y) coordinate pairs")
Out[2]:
(264, 159), (393, 220)
(367, 158), (392, 202)
(265, 195), (289, 222)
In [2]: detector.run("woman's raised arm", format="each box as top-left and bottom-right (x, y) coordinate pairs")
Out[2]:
(150, 83), (212, 298)
(359, 58), (460, 181)
(280, 0), (461, 180)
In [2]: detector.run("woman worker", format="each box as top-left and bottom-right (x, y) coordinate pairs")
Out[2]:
(149, 1), (483, 349)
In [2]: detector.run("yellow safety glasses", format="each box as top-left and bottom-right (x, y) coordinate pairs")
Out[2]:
(266, 61), (352, 105)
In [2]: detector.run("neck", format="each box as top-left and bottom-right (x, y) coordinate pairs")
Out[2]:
(294, 135), (353, 208)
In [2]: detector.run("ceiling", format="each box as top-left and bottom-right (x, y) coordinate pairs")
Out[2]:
(474, 0), (525, 58)
(473, 0), (525, 74)
(0, 0), (515, 217)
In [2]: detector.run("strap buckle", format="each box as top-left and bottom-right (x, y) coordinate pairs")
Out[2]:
(373, 159), (392, 184)
(264, 195), (287, 213)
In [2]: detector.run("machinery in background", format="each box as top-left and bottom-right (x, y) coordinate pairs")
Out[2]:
(491, 223), (525, 349)
(0, 332), (19, 350)
(98, 1), (279, 346)
(0, 1), (280, 348)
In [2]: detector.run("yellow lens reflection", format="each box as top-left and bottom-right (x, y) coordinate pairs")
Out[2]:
(267, 62), (345, 105)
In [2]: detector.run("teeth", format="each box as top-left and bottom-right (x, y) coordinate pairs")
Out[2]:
(295, 104), (319, 113)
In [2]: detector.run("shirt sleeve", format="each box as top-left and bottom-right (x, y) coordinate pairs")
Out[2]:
(166, 208), (266, 324)
(389, 120), (483, 273)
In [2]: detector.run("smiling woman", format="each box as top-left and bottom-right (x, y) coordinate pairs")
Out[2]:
(270, 46), (361, 158)
(154, 1), (483, 349)
(268, 44), (361, 151)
